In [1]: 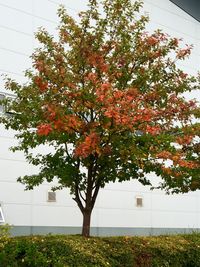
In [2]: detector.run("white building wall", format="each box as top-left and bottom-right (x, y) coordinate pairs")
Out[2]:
(0, 0), (199, 235)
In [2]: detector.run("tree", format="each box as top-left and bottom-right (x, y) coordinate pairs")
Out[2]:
(0, 0), (200, 237)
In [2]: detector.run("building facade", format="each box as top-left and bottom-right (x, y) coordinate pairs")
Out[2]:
(0, 0), (200, 236)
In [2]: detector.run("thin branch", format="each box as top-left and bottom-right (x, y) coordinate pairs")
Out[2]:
(64, 142), (71, 158)
(91, 182), (101, 210)
(79, 190), (86, 202)
(73, 181), (84, 213)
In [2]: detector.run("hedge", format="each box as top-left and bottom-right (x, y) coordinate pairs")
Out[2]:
(0, 233), (200, 266)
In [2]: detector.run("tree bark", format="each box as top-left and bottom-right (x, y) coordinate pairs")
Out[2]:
(82, 209), (92, 237)
(76, 159), (101, 237)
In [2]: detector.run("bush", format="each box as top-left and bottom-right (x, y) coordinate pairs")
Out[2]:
(0, 224), (12, 238)
(0, 234), (200, 266)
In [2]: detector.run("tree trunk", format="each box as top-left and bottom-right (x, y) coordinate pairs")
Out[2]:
(82, 209), (92, 237)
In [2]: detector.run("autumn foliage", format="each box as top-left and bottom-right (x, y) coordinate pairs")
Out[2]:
(1, 0), (199, 236)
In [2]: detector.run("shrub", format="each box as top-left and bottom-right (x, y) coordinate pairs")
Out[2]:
(0, 234), (200, 266)
(0, 224), (12, 238)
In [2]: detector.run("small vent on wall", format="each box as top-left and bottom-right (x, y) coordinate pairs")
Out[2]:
(0, 94), (5, 114)
(136, 196), (143, 207)
(5, 95), (16, 115)
(47, 191), (56, 202)
(0, 92), (16, 115)
(0, 206), (5, 223)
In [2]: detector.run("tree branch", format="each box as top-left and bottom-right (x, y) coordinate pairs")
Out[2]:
(91, 182), (101, 210)
(73, 181), (84, 213)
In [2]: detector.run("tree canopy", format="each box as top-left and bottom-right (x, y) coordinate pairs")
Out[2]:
(0, 0), (200, 236)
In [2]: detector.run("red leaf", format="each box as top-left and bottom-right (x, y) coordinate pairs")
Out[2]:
(37, 124), (52, 136)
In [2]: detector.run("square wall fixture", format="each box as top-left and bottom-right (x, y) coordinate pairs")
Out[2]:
(0, 207), (5, 223)
(0, 93), (5, 114)
(47, 191), (56, 202)
(136, 196), (143, 207)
